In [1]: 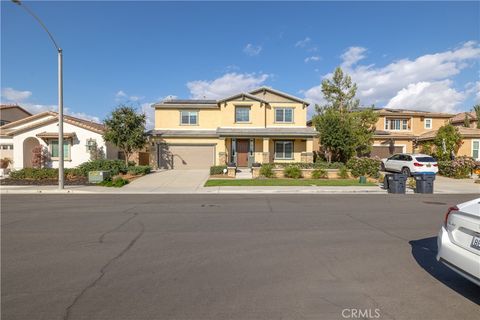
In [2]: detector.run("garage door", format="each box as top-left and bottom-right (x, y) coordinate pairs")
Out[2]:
(370, 146), (404, 158)
(159, 145), (215, 169)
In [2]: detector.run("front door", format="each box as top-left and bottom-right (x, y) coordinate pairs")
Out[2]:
(236, 139), (249, 167)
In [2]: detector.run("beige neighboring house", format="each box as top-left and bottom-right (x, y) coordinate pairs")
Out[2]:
(0, 111), (120, 169)
(450, 111), (478, 128)
(0, 104), (32, 126)
(149, 87), (318, 169)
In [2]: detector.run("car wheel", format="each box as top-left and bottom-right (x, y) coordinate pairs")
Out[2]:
(401, 167), (411, 177)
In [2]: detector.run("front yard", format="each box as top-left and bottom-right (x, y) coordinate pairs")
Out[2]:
(205, 179), (376, 187)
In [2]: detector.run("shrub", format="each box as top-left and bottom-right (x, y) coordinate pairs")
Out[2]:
(127, 165), (151, 176)
(99, 176), (129, 187)
(337, 165), (349, 179)
(311, 168), (327, 179)
(210, 165), (227, 175)
(313, 161), (344, 169)
(284, 165), (302, 179)
(259, 164), (275, 178)
(346, 157), (381, 178)
(438, 156), (475, 179)
(273, 162), (343, 169)
(77, 159), (128, 176)
(10, 168), (58, 180)
(65, 168), (83, 178)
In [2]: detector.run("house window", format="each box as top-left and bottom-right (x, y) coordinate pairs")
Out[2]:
(473, 140), (479, 160)
(275, 108), (294, 123)
(1, 144), (13, 150)
(235, 107), (250, 123)
(275, 141), (293, 159)
(385, 118), (409, 131)
(180, 111), (198, 125)
(50, 140), (71, 159)
(424, 118), (432, 129)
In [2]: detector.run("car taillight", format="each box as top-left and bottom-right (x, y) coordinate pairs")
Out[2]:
(433, 164), (438, 167)
(444, 206), (459, 227)
(413, 162), (424, 167)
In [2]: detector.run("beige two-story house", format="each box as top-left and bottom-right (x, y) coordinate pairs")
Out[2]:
(149, 87), (318, 169)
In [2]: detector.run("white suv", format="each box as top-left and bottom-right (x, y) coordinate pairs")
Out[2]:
(381, 153), (438, 176)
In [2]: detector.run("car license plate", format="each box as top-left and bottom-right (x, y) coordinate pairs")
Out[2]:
(426, 164), (431, 167)
(471, 236), (480, 250)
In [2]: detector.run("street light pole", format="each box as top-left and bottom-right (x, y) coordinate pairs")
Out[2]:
(11, 0), (64, 189)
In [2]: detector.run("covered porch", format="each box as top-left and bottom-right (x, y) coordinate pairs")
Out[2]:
(217, 128), (317, 167)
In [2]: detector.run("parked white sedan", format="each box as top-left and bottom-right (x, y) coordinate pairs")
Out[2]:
(437, 198), (480, 286)
(381, 153), (438, 176)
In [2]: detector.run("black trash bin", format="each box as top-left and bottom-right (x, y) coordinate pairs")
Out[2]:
(414, 173), (435, 194)
(385, 173), (407, 194)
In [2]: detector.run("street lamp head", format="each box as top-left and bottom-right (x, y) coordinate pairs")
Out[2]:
(11, 0), (22, 5)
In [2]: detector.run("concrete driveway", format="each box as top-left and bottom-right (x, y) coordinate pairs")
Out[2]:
(122, 169), (209, 192)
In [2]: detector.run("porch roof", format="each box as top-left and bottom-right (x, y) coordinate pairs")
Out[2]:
(217, 127), (318, 138)
(36, 132), (76, 139)
(149, 129), (218, 138)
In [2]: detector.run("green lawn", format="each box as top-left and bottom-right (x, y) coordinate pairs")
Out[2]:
(204, 179), (376, 187)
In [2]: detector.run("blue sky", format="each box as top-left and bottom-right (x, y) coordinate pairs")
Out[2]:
(1, 1), (479, 126)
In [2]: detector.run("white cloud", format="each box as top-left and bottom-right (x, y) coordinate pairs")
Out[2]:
(341, 47), (367, 68)
(304, 41), (480, 113)
(1, 87), (32, 102)
(243, 44), (262, 56)
(140, 102), (155, 130)
(187, 72), (269, 99)
(295, 37), (311, 48)
(115, 90), (144, 102)
(304, 56), (321, 63)
(115, 90), (127, 99)
(385, 80), (464, 113)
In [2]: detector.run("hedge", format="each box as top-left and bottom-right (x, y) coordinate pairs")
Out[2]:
(346, 157), (381, 178)
(438, 156), (476, 179)
(273, 161), (343, 169)
(9, 168), (83, 180)
(127, 165), (151, 176)
(210, 165), (227, 175)
(77, 159), (132, 176)
(98, 176), (129, 187)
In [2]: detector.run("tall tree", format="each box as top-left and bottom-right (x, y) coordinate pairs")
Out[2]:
(316, 67), (359, 113)
(433, 124), (462, 161)
(312, 67), (377, 162)
(473, 104), (480, 129)
(103, 105), (147, 165)
(463, 113), (471, 127)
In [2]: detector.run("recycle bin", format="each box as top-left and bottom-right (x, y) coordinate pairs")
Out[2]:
(385, 173), (407, 194)
(414, 173), (435, 194)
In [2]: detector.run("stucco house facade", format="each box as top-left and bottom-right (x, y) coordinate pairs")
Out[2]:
(149, 87), (318, 169)
(0, 111), (119, 169)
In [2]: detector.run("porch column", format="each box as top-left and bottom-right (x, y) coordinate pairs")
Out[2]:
(217, 137), (227, 165)
(262, 138), (270, 163)
(301, 138), (314, 163)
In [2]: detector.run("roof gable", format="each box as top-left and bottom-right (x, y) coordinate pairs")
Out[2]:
(217, 92), (268, 104)
(249, 87), (309, 105)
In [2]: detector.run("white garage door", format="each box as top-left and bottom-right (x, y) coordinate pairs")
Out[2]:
(159, 145), (215, 169)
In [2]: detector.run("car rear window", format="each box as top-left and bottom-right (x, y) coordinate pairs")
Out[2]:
(415, 156), (436, 162)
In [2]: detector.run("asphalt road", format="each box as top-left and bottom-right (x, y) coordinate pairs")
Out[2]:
(2, 194), (479, 320)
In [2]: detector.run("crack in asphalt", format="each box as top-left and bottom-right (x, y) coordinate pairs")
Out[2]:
(346, 213), (409, 242)
(63, 221), (145, 320)
(98, 212), (139, 244)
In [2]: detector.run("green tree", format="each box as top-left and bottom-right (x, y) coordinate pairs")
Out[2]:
(463, 113), (471, 127)
(473, 104), (480, 129)
(103, 105), (147, 165)
(312, 67), (377, 162)
(433, 124), (462, 161)
(316, 67), (359, 113)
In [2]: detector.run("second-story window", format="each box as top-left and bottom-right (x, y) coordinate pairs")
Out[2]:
(235, 107), (250, 123)
(275, 108), (294, 123)
(180, 111), (198, 125)
(424, 118), (432, 129)
(385, 118), (409, 130)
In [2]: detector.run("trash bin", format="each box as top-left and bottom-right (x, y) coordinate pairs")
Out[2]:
(414, 173), (435, 194)
(385, 173), (407, 194)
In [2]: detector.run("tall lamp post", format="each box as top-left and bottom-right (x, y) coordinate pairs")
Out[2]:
(11, 0), (64, 189)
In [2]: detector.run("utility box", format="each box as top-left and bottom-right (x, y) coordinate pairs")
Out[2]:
(385, 173), (407, 194)
(414, 173), (435, 194)
(88, 171), (110, 183)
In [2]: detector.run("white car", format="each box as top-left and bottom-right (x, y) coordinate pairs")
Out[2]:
(437, 198), (480, 286)
(381, 153), (438, 176)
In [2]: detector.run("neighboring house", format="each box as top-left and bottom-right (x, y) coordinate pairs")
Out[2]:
(371, 109), (454, 158)
(0, 104), (32, 126)
(149, 87), (317, 169)
(450, 111), (478, 129)
(0, 111), (119, 169)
